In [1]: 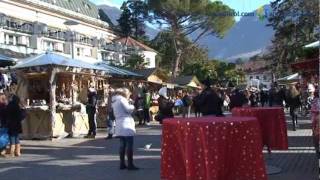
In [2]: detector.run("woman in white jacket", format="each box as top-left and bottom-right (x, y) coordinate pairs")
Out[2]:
(112, 88), (139, 170)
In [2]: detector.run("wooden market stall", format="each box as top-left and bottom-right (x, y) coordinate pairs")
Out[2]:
(94, 62), (143, 127)
(13, 52), (110, 139)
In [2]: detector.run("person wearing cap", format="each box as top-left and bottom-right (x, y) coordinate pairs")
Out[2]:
(198, 78), (224, 116)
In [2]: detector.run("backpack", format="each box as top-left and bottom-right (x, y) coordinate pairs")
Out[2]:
(0, 128), (9, 149)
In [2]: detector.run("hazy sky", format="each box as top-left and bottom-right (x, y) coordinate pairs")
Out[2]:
(91, 0), (272, 13)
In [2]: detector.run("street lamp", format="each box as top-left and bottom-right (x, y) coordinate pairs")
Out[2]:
(64, 20), (79, 59)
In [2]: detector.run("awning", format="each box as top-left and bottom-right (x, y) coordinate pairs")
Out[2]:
(277, 73), (300, 83)
(0, 54), (17, 67)
(95, 62), (142, 78)
(13, 52), (105, 71)
(304, 41), (319, 48)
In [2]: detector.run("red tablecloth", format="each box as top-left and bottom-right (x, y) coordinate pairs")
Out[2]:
(232, 107), (288, 150)
(311, 99), (319, 144)
(161, 117), (267, 180)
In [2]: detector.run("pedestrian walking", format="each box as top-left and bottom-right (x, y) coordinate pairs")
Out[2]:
(112, 88), (139, 170)
(285, 84), (301, 131)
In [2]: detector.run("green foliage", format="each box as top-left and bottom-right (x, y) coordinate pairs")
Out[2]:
(123, 54), (147, 70)
(150, 30), (208, 72)
(146, 0), (235, 76)
(117, 1), (148, 40)
(117, 2), (133, 36)
(98, 9), (114, 27)
(267, 0), (319, 75)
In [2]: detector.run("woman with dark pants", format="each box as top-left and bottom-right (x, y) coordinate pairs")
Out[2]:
(112, 88), (138, 170)
(6, 95), (26, 157)
(285, 84), (301, 131)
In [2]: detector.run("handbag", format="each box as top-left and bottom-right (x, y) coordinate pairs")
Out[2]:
(0, 128), (9, 149)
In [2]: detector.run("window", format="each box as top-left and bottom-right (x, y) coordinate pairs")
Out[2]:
(76, 48), (81, 56)
(263, 75), (267, 81)
(146, 58), (151, 66)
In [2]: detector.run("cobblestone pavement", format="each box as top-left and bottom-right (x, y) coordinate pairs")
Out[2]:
(0, 114), (318, 180)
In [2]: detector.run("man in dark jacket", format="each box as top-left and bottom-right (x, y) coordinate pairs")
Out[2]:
(198, 79), (224, 116)
(86, 83), (98, 138)
(229, 89), (246, 110)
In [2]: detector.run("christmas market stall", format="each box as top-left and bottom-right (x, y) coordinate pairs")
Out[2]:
(13, 52), (109, 139)
(94, 62), (142, 127)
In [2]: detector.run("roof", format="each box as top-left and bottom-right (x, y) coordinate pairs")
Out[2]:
(13, 52), (105, 70)
(170, 76), (201, 87)
(132, 68), (157, 78)
(40, 0), (99, 19)
(95, 62), (142, 78)
(114, 37), (157, 53)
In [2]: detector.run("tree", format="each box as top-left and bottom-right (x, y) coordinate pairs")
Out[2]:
(98, 9), (114, 27)
(127, 1), (149, 40)
(123, 54), (147, 70)
(267, 0), (319, 76)
(117, 2), (133, 36)
(117, 1), (148, 41)
(146, 0), (235, 77)
(151, 30), (208, 72)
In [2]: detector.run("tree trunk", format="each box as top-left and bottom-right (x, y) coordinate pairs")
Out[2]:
(49, 68), (58, 138)
(172, 50), (182, 78)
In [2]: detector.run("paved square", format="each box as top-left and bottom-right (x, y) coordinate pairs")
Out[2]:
(0, 115), (317, 180)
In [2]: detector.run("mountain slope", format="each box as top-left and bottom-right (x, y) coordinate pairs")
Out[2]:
(196, 5), (274, 61)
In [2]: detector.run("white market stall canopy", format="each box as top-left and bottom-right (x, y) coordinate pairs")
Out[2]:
(304, 41), (319, 48)
(277, 73), (300, 84)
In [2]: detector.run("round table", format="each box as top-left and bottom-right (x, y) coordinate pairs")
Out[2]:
(161, 116), (267, 180)
(232, 107), (289, 175)
(232, 107), (288, 151)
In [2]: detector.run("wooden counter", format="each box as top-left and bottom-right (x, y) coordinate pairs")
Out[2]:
(21, 107), (89, 139)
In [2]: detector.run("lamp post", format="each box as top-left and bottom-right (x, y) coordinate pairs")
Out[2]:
(64, 20), (79, 59)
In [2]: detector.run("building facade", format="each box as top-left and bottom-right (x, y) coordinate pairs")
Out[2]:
(0, 0), (156, 67)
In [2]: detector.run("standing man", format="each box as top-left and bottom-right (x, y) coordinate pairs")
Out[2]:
(106, 87), (115, 139)
(182, 91), (192, 118)
(198, 79), (224, 116)
(143, 89), (151, 125)
(85, 82), (98, 138)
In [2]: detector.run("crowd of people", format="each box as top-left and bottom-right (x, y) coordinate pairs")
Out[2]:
(0, 79), (317, 171)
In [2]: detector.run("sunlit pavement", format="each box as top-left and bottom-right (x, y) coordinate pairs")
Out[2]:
(0, 113), (317, 180)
